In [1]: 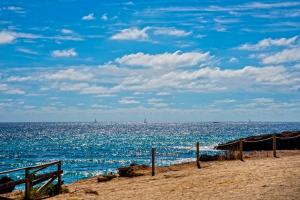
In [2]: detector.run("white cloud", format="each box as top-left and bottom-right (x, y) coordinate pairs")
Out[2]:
(261, 48), (300, 64)
(0, 30), (83, 44)
(91, 104), (109, 109)
(51, 48), (77, 58)
(53, 82), (111, 95)
(2, 6), (25, 14)
(3, 51), (300, 99)
(245, 2), (300, 9)
(6, 76), (34, 82)
(44, 69), (93, 81)
(147, 98), (168, 107)
(125, 1), (134, 6)
(251, 98), (274, 103)
(115, 65), (298, 93)
(116, 51), (210, 68)
(150, 2), (300, 13)
(214, 99), (236, 103)
(156, 92), (171, 96)
(239, 36), (298, 51)
(0, 31), (16, 44)
(61, 28), (73, 34)
(233, 98), (299, 114)
(111, 27), (149, 41)
(3, 6), (23, 11)
(215, 26), (227, 32)
(16, 47), (38, 55)
(82, 13), (95, 21)
(0, 83), (25, 94)
(229, 57), (238, 63)
(153, 27), (191, 37)
(214, 18), (239, 24)
(0, 84), (8, 91)
(101, 14), (108, 21)
(119, 97), (140, 104)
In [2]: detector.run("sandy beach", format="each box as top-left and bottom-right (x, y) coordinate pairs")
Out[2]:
(48, 151), (300, 200)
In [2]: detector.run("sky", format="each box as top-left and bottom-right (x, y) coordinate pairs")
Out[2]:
(0, 0), (300, 122)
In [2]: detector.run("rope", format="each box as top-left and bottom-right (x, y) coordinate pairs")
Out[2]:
(218, 134), (300, 147)
(243, 137), (273, 143)
(156, 145), (195, 151)
(217, 140), (239, 147)
(276, 134), (300, 140)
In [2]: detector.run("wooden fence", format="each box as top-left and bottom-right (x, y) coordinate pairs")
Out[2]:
(216, 133), (300, 161)
(0, 161), (63, 200)
(150, 133), (300, 176)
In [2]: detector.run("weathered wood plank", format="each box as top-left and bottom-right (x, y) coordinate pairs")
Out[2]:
(32, 174), (57, 186)
(36, 176), (56, 194)
(151, 147), (155, 176)
(26, 161), (61, 170)
(196, 142), (201, 169)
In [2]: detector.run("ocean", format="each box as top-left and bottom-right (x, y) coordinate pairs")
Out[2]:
(0, 122), (299, 184)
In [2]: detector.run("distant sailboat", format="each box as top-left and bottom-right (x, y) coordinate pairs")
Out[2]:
(94, 119), (98, 123)
(144, 118), (148, 125)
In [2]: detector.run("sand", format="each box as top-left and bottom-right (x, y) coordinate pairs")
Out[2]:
(49, 151), (300, 200)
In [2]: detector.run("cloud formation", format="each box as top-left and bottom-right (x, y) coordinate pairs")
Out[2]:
(111, 27), (149, 41)
(116, 51), (210, 68)
(119, 97), (140, 104)
(51, 48), (77, 58)
(0, 83), (25, 95)
(261, 48), (300, 64)
(0, 31), (16, 44)
(16, 47), (38, 55)
(82, 13), (95, 20)
(61, 28), (73, 34)
(44, 69), (93, 81)
(239, 36), (298, 51)
(153, 27), (191, 37)
(0, 30), (83, 45)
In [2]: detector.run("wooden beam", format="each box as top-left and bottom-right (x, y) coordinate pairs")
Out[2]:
(273, 135), (277, 158)
(57, 161), (62, 193)
(239, 139), (244, 161)
(0, 161), (60, 175)
(26, 161), (61, 170)
(36, 176), (56, 194)
(33, 171), (63, 182)
(196, 142), (201, 169)
(151, 147), (155, 176)
(25, 168), (31, 200)
(32, 174), (57, 186)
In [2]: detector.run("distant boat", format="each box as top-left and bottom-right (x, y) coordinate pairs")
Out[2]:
(213, 121), (220, 124)
(94, 119), (98, 123)
(144, 118), (148, 125)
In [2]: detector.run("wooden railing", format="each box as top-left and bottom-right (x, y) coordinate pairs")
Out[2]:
(218, 134), (300, 161)
(0, 161), (63, 200)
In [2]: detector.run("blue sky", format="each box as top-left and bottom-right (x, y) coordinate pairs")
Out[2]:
(0, 0), (300, 122)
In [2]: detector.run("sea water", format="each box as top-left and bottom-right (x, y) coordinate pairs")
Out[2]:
(0, 122), (299, 184)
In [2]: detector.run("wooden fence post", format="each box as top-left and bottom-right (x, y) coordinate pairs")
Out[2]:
(273, 135), (277, 158)
(151, 147), (155, 176)
(57, 161), (62, 193)
(25, 168), (31, 200)
(239, 139), (244, 161)
(196, 142), (201, 168)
